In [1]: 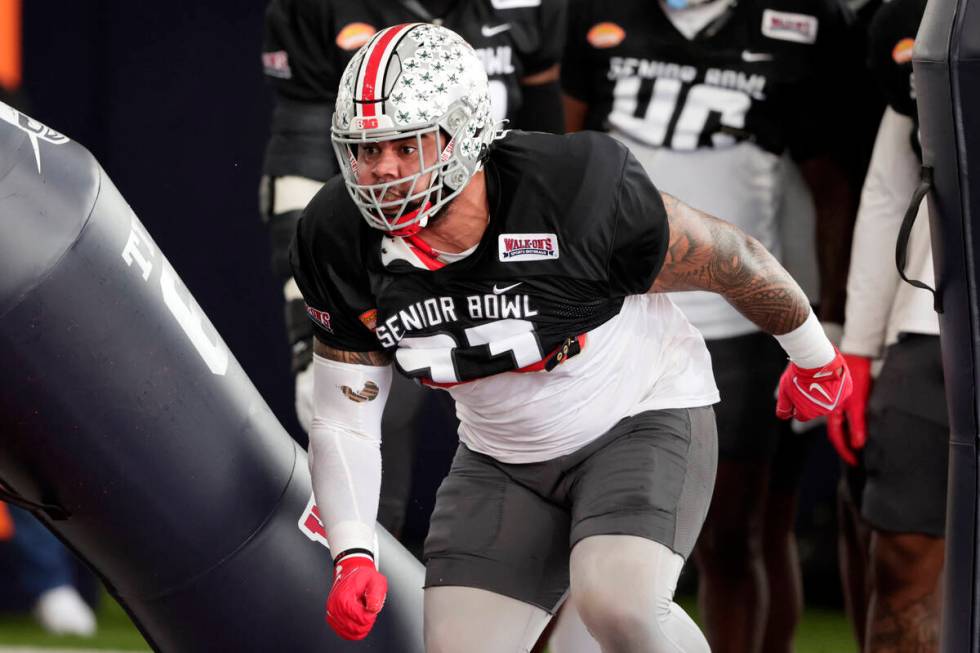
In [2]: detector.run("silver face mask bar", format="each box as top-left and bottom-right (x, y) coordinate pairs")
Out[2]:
(332, 124), (469, 234)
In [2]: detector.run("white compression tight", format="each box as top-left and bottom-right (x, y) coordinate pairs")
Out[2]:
(424, 586), (553, 653)
(423, 535), (709, 653)
(564, 535), (709, 653)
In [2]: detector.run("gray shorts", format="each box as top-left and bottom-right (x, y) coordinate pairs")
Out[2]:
(422, 406), (718, 611)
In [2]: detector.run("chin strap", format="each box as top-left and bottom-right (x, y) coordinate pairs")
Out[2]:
(388, 201), (433, 237)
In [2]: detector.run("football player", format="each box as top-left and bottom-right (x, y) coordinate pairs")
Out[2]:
(562, 1), (861, 650)
(829, 0), (945, 650)
(290, 23), (852, 652)
(259, 0), (567, 537)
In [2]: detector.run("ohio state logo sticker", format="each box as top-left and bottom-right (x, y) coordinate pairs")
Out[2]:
(298, 493), (330, 549)
(498, 233), (559, 262)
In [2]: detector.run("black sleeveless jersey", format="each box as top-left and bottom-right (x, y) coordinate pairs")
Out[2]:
(263, 0), (566, 126)
(290, 131), (668, 385)
(562, 0), (854, 157)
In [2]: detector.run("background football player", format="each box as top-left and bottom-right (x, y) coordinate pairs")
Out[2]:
(830, 0), (946, 650)
(259, 0), (567, 540)
(562, 0), (864, 650)
(290, 23), (851, 652)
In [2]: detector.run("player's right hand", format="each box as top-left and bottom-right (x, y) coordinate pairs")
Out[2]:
(827, 354), (872, 466)
(326, 552), (387, 640)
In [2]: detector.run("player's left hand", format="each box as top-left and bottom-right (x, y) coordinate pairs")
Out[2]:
(776, 348), (853, 422)
(325, 553), (387, 640)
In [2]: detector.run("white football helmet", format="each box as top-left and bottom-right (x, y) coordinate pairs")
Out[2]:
(332, 23), (498, 236)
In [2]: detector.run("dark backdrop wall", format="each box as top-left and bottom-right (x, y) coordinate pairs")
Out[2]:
(20, 0), (304, 442)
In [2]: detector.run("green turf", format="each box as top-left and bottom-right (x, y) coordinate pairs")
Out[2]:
(794, 607), (859, 653)
(0, 591), (857, 652)
(0, 591), (148, 650)
(674, 595), (859, 653)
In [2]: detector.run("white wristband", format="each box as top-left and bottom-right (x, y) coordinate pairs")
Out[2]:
(328, 521), (378, 562)
(773, 311), (836, 369)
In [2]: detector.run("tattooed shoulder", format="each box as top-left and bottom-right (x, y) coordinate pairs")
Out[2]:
(314, 339), (393, 366)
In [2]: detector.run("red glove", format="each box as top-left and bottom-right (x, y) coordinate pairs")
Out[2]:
(326, 552), (388, 640)
(776, 348), (853, 422)
(827, 354), (872, 465)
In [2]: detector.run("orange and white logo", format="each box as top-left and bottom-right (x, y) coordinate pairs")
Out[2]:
(359, 308), (378, 331)
(587, 22), (626, 49)
(336, 22), (377, 51)
(892, 38), (915, 64)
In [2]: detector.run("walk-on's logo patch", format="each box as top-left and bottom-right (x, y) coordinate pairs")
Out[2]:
(498, 233), (559, 262)
(761, 10), (818, 44)
(262, 50), (292, 79)
(305, 305), (333, 332)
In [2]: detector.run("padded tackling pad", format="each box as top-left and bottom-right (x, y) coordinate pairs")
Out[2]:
(0, 103), (423, 652)
(913, 1), (980, 650)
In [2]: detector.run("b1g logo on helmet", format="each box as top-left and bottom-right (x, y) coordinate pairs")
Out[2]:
(351, 115), (394, 131)
(498, 233), (559, 262)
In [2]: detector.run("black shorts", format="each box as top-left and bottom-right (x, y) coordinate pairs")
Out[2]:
(422, 407), (718, 612)
(862, 334), (948, 536)
(706, 332), (786, 460)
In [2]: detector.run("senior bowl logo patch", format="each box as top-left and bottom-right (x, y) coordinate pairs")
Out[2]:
(336, 23), (376, 51)
(761, 10), (818, 44)
(587, 22), (626, 49)
(498, 233), (559, 262)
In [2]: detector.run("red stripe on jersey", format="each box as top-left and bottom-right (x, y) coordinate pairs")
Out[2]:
(360, 23), (413, 118)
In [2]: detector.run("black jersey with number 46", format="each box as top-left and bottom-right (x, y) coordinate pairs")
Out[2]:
(563, 0), (854, 157)
(290, 131), (668, 385)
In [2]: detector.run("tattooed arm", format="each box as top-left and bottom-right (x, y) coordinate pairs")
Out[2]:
(651, 192), (850, 421)
(650, 192), (811, 336)
(308, 337), (393, 560)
